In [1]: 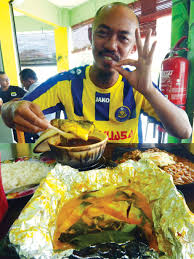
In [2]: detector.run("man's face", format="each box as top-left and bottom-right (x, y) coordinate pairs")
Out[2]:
(0, 74), (10, 90)
(20, 77), (31, 90)
(90, 5), (138, 72)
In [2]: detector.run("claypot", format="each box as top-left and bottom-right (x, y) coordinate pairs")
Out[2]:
(48, 130), (108, 169)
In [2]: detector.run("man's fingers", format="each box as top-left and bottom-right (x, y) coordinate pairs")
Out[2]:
(135, 28), (143, 57)
(114, 66), (136, 86)
(30, 103), (46, 120)
(29, 104), (50, 128)
(143, 29), (152, 56)
(14, 101), (49, 131)
(13, 115), (45, 133)
(12, 101), (49, 132)
(114, 66), (129, 77)
(148, 41), (157, 60)
(115, 59), (138, 67)
(14, 123), (40, 133)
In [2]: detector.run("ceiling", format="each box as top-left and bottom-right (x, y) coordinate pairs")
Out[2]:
(12, 0), (96, 27)
(47, 0), (89, 8)
(13, 0), (90, 18)
(13, 0), (90, 12)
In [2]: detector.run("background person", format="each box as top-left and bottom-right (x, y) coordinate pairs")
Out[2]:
(19, 69), (42, 142)
(1, 2), (192, 143)
(0, 71), (38, 143)
(0, 71), (27, 142)
(20, 68), (58, 120)
(19, 68), (56, 141)
(19, 68), (39, 93)
(0, 71), (26, 103)
(20, 68), (64, 119)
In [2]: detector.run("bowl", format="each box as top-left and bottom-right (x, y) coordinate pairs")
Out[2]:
(48, 130), (108, 169)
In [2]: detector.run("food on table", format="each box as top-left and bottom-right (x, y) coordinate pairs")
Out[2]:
(140, 151), (176, 167)
(163, 162), (194, 185)
(9, 161), (194, 258)
(33, 119), (100, 153)
(53, 186), (158, 252)
(1, 160), (53, 192)
(33, 119), (108, 169)
(33, 128), (60, 153)
(51, 119), (95, 141)
(48, 132), (101, 147)
(116, 148), (194, 185)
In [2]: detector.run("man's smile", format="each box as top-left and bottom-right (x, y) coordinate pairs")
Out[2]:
(104, 56), (113, 61)
(99, 51), (120, 63)
(98, 52), (120, 68)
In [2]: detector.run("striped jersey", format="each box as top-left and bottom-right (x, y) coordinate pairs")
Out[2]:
(23, 65), (161, 143)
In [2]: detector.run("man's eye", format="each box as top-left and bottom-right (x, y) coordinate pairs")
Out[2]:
(119, 35), (129, 42)
(96, 30), (108, 37)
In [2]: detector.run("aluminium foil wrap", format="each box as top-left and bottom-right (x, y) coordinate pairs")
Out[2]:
(9, 159), (194, 258)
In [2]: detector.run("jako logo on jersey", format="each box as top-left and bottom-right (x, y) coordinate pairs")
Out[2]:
(96, 97), (110, 103)
(115, 106), (131, 122)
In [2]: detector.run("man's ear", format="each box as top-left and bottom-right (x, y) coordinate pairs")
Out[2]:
(88, 27), (92, 44)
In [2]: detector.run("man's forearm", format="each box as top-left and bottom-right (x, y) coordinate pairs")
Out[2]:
(144, 87), (192, 139)
(1, 101), (16, 128)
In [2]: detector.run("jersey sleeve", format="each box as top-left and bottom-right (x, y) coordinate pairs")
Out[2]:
(141, 82), (163, 125)
(22, 73), (69, 115)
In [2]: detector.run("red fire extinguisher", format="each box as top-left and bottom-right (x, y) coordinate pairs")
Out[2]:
(160, 36), (189, 110)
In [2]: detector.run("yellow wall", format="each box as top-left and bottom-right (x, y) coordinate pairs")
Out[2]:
(54, 27), (69, 72)
(0, 1), (19, 85)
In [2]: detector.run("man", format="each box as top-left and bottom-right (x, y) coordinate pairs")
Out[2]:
(1, 3), (192, 143)
(19, 68), (42, 142)
(0, 71), (26, 103)
(0, 71), (27, 142)
(19, 68), (39, 93)
(20, 68), (62, 119)
(19, 68), (56, 142)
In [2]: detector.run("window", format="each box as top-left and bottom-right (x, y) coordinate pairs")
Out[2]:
(16, 31), (56, 66)
(0, 42), (4, 71)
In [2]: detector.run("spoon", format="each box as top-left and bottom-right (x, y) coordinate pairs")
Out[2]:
(47, 123), (74, 139)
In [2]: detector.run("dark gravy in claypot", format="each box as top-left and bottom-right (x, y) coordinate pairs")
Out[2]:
(59, 137), (100, 147)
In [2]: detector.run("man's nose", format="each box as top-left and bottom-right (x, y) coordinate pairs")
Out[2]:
(104, 35), (118, 51)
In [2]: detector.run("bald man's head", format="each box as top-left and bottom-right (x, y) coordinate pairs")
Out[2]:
(93, 2), (139, 31)
(88, 2), (139, 73)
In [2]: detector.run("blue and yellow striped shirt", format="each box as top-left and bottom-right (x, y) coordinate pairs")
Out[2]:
(23, 65), (161, 143)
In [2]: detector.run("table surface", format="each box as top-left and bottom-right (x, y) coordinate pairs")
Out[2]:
(0, 143), (194, 241)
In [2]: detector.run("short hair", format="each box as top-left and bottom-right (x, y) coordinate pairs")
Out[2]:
(19, 68), (37, 81)
(94, 2), (139, 25)
(0, 71), (5, 75)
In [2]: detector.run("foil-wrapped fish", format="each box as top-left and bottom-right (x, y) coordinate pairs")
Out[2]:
(9, 159), (194, 258)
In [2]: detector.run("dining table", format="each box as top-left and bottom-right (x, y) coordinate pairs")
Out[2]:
(0, 142), (193, 256)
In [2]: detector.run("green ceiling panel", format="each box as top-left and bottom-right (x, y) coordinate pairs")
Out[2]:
(13, 0), (65, 27)
(14, 0), (136, 31)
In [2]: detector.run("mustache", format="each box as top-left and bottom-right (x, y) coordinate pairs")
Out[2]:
(99, 50), (120, 62)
